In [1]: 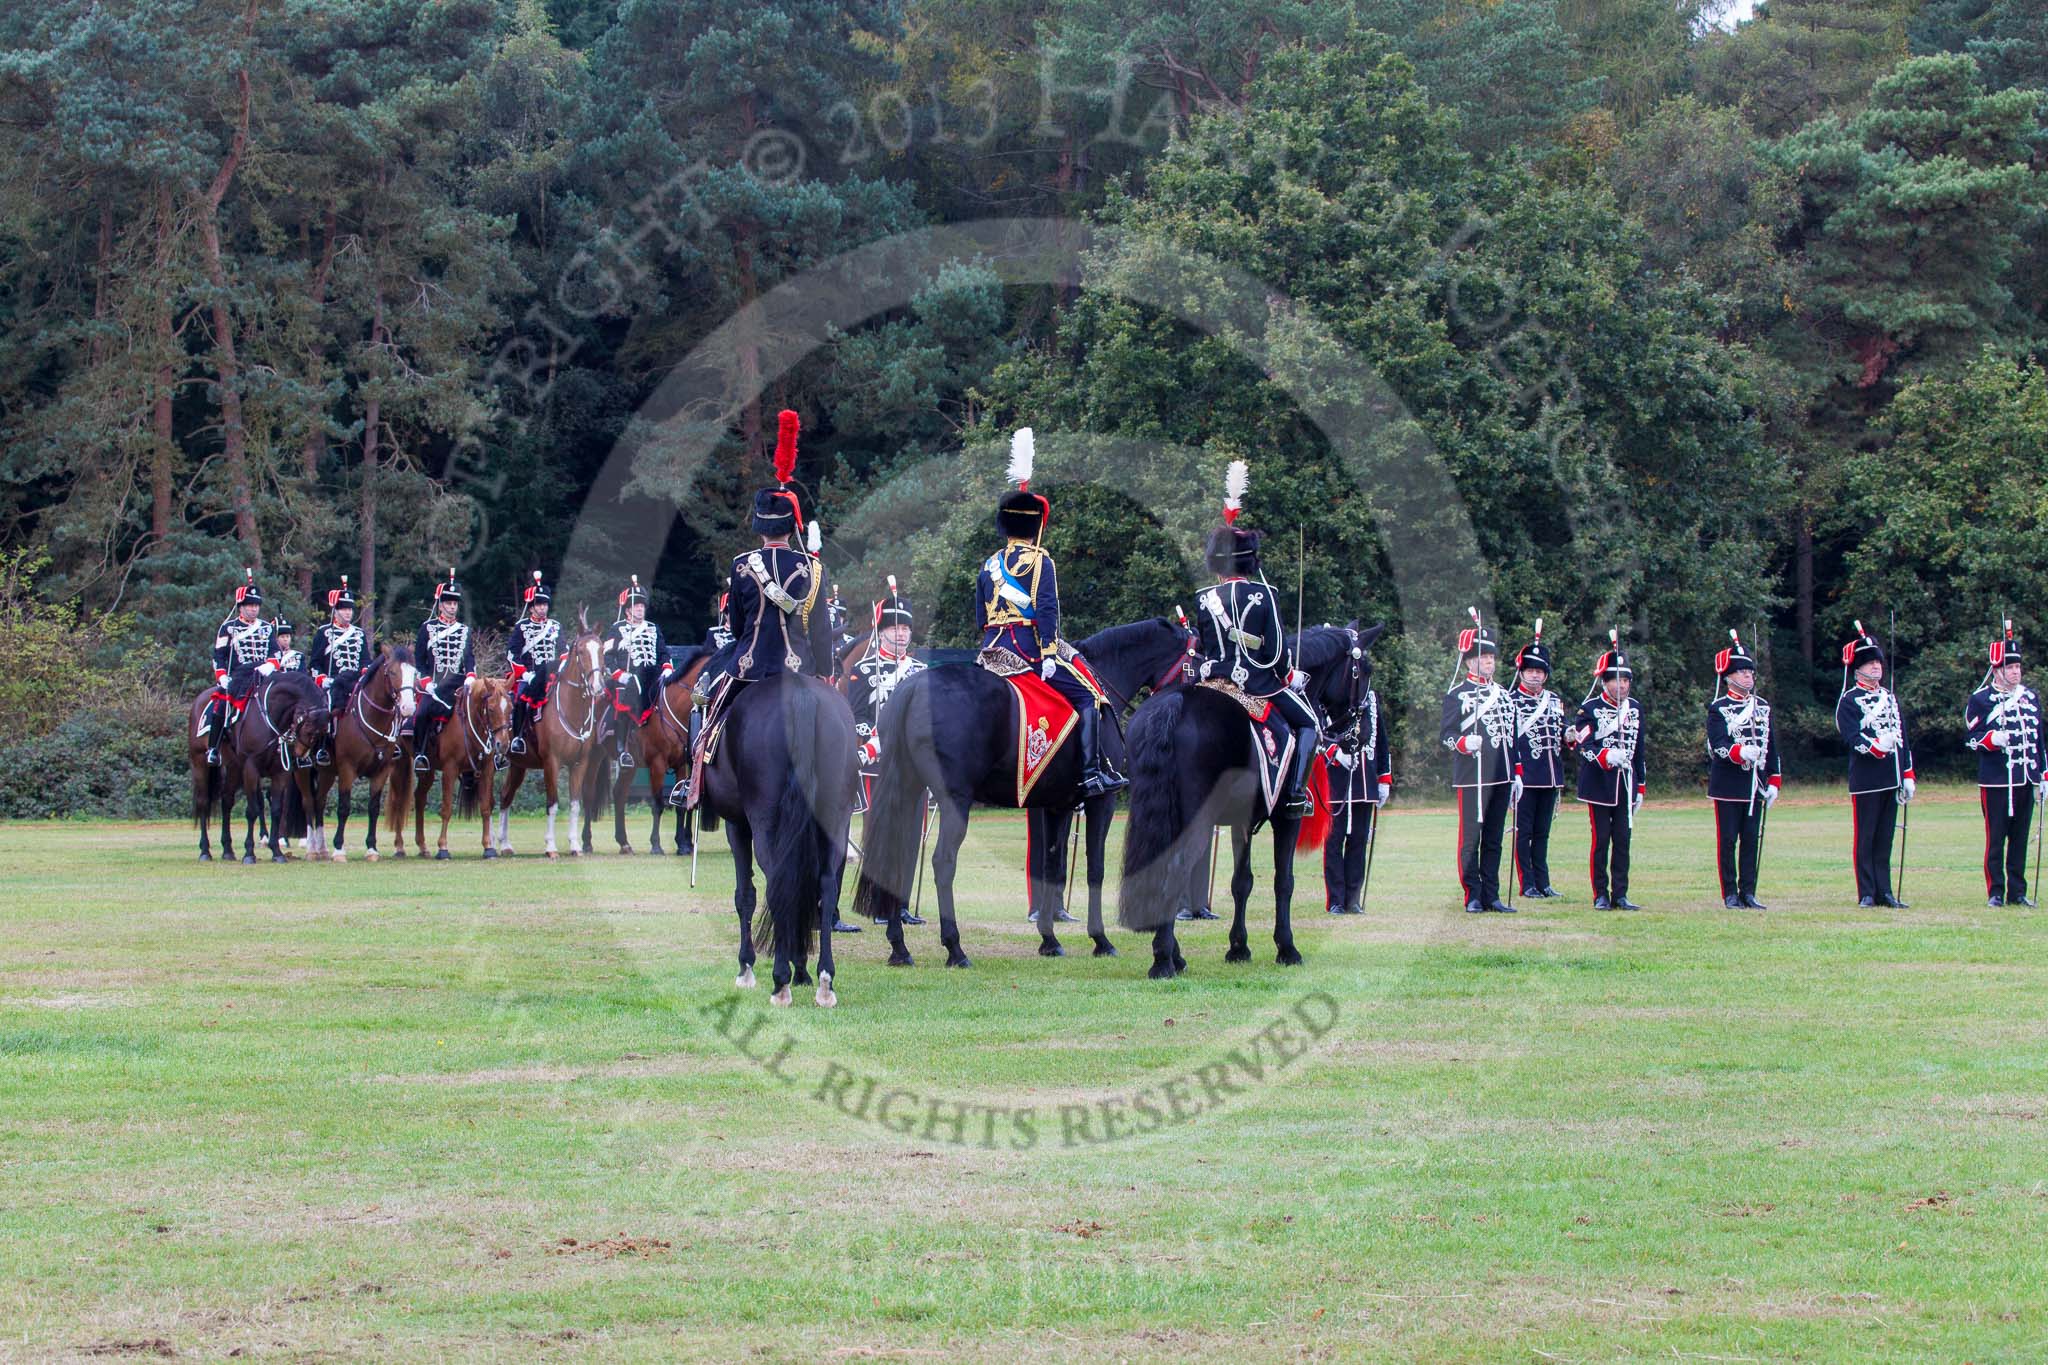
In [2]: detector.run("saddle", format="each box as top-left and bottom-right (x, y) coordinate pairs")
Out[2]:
(1005, 670), (1079, 803)
(680, 674), (735, 810)
(1198, 678), (1296, 815)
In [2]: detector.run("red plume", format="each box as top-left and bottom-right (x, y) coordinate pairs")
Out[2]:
(773, 409), (799, 485)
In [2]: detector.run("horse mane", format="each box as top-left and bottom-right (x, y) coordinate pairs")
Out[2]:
(273, 668), (331, 715)
(1289, 624), (1355, 673)
(360, 644), (414, 688)
(1076, 617), (1168, 659)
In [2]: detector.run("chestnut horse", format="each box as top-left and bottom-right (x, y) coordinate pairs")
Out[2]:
(582, 642), (717, 855)
(309, 645), (418, 861)
(494, 614), (608, 858)
(409, 676), (514, 860)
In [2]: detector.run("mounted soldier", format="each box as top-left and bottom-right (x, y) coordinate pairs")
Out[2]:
(1442, 609), (1515, 913)
(410, 570), (477, 773)
(1706, 630), (1781, 909)
(1965, 620), (2043, 907)
(602, 574), (672, 771)
(1836, 621), (1914, 908)
(507, 570), (562, 758)
(1571, 631), (1648, 910)
(204, 568), (278, 767)
(1509, 621), (1566, 900)
(848, 576), (927, 811)
(270, 617), (306, 673)
(308, 576), (371, 759)
(973, 428), (1125, 797)
(1191, 460), (1318, 817)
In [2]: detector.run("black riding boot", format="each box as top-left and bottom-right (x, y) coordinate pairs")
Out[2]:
(1078, 705), (1127, 797)
(205, 701), (226, 766)
(411, 717), (435, 772)
(509, 699), (529, 755)
(1281, 727), (1318, 818)
(615, 713), (637, 770)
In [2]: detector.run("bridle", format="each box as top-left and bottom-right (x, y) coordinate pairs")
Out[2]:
(1096, 616), (1203, 718)
(549, 635), (604, 744)
(1314, 625), (1370, 735)
(247, 680), (331, 771)
(459, 679), (514, 768)
(352, 660), (413, 745)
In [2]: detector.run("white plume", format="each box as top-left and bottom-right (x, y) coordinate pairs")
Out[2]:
(887, 574), (898, 594)
(806, 520), (822, 553)
(1533, 616), (1544, 638)
(1007, 427), (1035, 488)
(1224, 459), (1248, 512)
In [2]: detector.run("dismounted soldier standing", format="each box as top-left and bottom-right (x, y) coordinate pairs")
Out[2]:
(1571, 633), (1646, 910)
(1320, 669), (1390, 914)
(849, 576), (927, 805)
(1965, 621), (2045, 907)
(204, 568), (277, 766)
(308, 576), (370, 762)
(974, 427), (1126, 797)
(1508, 620), (1566, 899)
(410, 570), (477, 772)
(1192, 460), (1320, 817)
(1441, 610), (1515, 913)
(602, 574), (672, 771)
(1836, 621), (1914, 907)
(506, 571), (562, 757)
(1705, 630), (1780, 909)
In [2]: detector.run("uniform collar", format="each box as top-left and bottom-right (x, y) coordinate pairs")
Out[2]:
(1993, 678), (2023, 694)
(878, 643), (906, 662)
(1466, 671), (1489, 685)
(1517, 681), (1543, 697)
(761, 539), (789, 549)
(1855, 678), (1881, 691)
(1725, 685), (1750, 701)
(1601, 687), (1623, 705)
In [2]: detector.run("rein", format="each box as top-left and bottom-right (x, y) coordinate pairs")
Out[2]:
(549, 647), (603, 745)
(353, 671), (404, 744)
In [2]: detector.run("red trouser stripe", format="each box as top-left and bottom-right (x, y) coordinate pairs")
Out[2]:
(1455, 789), (1470, 903)
(1983, 788), (1994, 895)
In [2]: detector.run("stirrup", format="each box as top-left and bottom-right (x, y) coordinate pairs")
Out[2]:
(313, 748), (331, 766)
(205, 748), (221, 767)
(412, 752), (430, 772)
(667, 779), (690, 810)
(508, 737), (526, 755)
(615, 749), (636, 770)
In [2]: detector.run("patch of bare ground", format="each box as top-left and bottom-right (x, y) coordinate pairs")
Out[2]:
(548, 1234), (671, 1258)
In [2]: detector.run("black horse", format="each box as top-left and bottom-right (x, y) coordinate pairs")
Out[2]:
(1119, 623), (1383, 979)
(851, 616), (1197, 968)
(695, 671), (858, 1006)
(1025, 618), (1198, 952)
(201, 670), (334, 866)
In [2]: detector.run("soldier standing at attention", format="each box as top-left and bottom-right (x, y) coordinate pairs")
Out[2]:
(1964, 621), (2044, 907)
(1705, 630), (1780, 909)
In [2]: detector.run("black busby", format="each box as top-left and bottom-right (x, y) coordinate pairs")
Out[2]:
(1594, 628), (1632, 682)
(996, 427), (1050, 541)
(325, 575), (355, 612)
(1514, 618), (1552, 675)
(752, 409), (806, 538)
(1990, 620), (2024, 668)
(435, 568), (463, 604)
(1715, 628), (1756, 677)
(878, 574), (913, 631)
(233, 566), (263, 607)
(272, 615), (295, 637)
(618, 573), (648, 610)
(1203, 460), (1262, 576)
(523, 570), (551, 608)
(1841, 620), (1883, 670)
(1456, 607), (1498, 660)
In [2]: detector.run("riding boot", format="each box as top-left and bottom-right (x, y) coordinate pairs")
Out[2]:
(669, 708), (701, 810)
(411, 717), (434, 773)
(205, 701), (225, 766)
(1281, 727), (1318, 818)
(615, 713), (637, 769)
(509, 700), (528, 755)
(1078, 705), (1126, 798)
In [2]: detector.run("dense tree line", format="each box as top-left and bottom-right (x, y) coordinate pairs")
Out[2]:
(1, 0), (2043, 786)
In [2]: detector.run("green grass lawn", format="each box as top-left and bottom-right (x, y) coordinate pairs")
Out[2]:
(3, 787), (2046, 1361)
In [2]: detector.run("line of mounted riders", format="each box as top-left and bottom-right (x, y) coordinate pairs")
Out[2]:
(188, 419), (1385, 1004)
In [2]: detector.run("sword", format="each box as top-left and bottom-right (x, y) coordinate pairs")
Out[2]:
(688, 803), (700, 888)
(1204, 824), (1220, 914)
(1891, 608), (1909, 900)
(1361, 792), (1381, 908)
(910, 794), (934, 921)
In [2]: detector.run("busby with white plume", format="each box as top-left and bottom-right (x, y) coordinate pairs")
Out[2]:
(878, 573), (913, 632)
(1204, 459), (1263, 575)
(326, 574), (355, 612)
(234, 566), (263, 606)
(1586, 627), (1632, 701)
(1715, 628), (1755, 681)
(434, 566), (462, 604)
(618, 573), (647, 609)
(995, 427), (1050, 541)
(522, 569), (551, 607)
(751, 409), (807, 537)
(1839, 618), (1884, 692)
(1514, 617), (1551, 675)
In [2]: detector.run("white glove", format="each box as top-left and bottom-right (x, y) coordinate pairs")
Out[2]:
(257, 661), (277, 677)
(1631, 790), (1645, 816)
(1330, 747), (1355, 770)
(2036, 778), (2047, 803)
(1040, 657), (1057, 680)
(1377, 780), (1392, 805)
(1900, 777), (1916, 803)
(1287, 669), (1309, 691)
(1987, 730), (2011, 749)
(861, 737), (879, 764)
(1510, 776), (1525, 805)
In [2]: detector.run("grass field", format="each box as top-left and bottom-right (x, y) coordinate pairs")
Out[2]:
(3, 787), (2046, 1362)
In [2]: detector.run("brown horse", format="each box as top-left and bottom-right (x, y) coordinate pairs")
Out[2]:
(494, 612), (608, 858)
(308, 645), (419, 862)
(582, 644), (717, 856)
(410, 676), (514, 859)
(188, 670), (334, 864)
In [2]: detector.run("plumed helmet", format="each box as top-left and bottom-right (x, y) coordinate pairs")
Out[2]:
(523, 570), (551, 607)
(435, 568), (463, 604)
(1715, 629), (1756, 677)
(326, 575), (355, 612)
(1514, 618), (1551, 674)
(995, 427), (1050, 541)
(234, 566), (263, 606)
(752, 409), (806, 537)
(1204, 459), (1261, 574)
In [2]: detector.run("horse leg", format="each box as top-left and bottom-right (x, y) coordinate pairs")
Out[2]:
(933, 801), (972, 969)
(613, 752), (633, 854)
(241, 769), (260, 864)
(480, 764), (499, 859)
(730, 816), (758, 990)
(333, 780), (352, 861)
(543, 761), (560, 859)
(1149, 922), (1180, 980)
(267, 781), (288, 863)
(815, 831), (845, 1008)
(364, 776), (384, 861)
(1225, 822), (1254, 963)
(496, 768), (523, 856)
(646, 763), (665, 856)
(1035, 809), (1064, 958)
(1272, 819), (1303, 966)
(567, 762), (585, 858)
(1086, 794), (1116, 957)
(435, 764), (454, 860)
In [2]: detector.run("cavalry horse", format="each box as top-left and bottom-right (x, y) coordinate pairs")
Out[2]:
(495, 611), (608, 859)
(309, 646), (418, 861)
(578, 639), (718, 856)
(1119, 623), (1383, 979)
(187, 670), (334, 864)
(409, 676), (515, 860)
(850, 617), (1197, 967)
(693, 671), (858, 1007)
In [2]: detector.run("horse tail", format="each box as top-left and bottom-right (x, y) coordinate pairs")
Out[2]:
(1118, 691), (1201, 933)
(283, 777), (309, 839)
(755, 679), (824, 963)
(850, 688), (927, 926)
(458, 770), (480, 819)
(1298, 753), (1332, 851)
(193, 755), (220, 827)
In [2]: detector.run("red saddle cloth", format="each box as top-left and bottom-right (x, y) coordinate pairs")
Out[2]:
(1006, 671), (1079, 803)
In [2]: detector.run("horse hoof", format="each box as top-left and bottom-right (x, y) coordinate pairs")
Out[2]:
(435, 850), (451, 861)
(815, 980), (837, 1008)
(482, 848), (497, 861)
(545, 851), (559, 861)
(650, 846), (665, 857)
(1147, 959), (1178, 980)
(1038, 939), (1064, 958)
(945, 953), (971, 969)
(1225, 945), (1251, 964)
(1173, 952), (1188, 973)
(363, 851), (377, 862)
(770, 987), (792, 1008)
(331, 851), (346, 864)
(1092, 938), (1117, 958)
(199, 852), (212, 863)
(241, 854), (256, 865)
(271, 853), (287, 864)
(676, 843), (694, 857)
(618, 847), (635, 857)
(887, 952), (914, 968)
(736, 967), (756, 989)
(1277, 948), (1303, 967)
